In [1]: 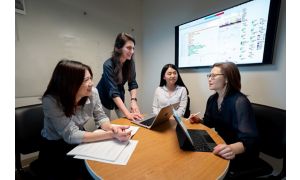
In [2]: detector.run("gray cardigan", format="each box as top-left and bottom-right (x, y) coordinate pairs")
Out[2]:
(41, 87), (109, 144)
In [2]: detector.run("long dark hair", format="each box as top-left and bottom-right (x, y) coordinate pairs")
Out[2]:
(111, 32), (136, 84)
(212, 62), (241, 96)
(159, 64), (189, 95)
(43, 59), (93, 117)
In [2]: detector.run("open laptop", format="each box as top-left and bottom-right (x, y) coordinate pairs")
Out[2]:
(172, 108), (217, 152)
(131, 102), (180, 129)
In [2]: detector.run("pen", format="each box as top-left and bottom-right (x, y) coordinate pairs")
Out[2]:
(187, 111), (201, 121)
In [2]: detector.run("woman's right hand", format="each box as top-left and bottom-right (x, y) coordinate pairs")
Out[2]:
(188, 114), (202, 124)
(112, 129), (132, 142)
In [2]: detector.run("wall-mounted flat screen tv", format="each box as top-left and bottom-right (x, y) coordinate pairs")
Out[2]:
(175, 0), (281, 69)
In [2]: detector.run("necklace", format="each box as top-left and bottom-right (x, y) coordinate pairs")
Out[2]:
(217, 97), (223, 111)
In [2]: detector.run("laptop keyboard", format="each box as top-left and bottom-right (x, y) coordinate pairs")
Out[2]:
(188, 130), (215, 152)
(140, 117), (155, 126)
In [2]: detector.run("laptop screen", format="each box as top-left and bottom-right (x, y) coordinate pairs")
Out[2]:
(172, 108), (195, 146)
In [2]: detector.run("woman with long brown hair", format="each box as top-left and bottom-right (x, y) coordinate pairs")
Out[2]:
(189, 62), (259, 179)
(96, 32), (142, 121)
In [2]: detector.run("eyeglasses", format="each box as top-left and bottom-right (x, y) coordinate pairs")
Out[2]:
(207, 73), (224, 79)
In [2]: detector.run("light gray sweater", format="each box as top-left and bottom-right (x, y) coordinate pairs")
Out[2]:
(41, 87), (109, 144)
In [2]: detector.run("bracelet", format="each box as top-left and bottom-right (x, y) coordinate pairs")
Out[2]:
(131, 98), (137, 102)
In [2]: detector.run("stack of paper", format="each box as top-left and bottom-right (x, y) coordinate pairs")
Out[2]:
(67, 126), (139, 165)
(74, 140), (138, 165)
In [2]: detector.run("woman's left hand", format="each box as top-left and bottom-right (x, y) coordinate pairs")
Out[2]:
(212, 144), (235, 160)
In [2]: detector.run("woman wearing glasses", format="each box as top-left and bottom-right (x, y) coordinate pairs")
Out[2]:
(188, 62), (259, 179)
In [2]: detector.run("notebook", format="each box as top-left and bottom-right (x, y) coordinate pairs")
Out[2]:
(172, 108), (217, 152)
(131, 102), (180, 129)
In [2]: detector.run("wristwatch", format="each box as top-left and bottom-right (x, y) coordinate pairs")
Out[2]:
(131, 98), (137, 102)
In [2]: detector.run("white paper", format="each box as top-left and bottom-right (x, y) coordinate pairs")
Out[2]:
(75, 140), (138, 165)
(67, 139), (128, 161)
(67, 126), (139, 161)
(127, 125), (139, 138)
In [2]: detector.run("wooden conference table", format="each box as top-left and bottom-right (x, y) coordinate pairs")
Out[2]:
(85, 118), (229, 180)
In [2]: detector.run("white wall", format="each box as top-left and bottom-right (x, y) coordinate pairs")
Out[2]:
(16, 0), (286, 114)
(140, 0), (286, 116)
(15, 0), (286, 171)
(15, 0), (143, 111)
(15, 0), (143, 162)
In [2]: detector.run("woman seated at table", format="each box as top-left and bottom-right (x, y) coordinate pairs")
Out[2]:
(38, 59), (131, 179)
(188, 62), (259, 178)
(152, 64), (189, 120)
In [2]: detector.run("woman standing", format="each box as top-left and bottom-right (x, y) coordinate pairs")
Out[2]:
(96, 33), (142, 121)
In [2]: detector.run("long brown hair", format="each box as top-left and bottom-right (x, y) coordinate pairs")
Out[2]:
(111, 32), (135, 84)
(43, 59), (93, 117)
(212, 62), (241, 96)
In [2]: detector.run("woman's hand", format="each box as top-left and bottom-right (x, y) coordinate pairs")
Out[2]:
(111, 124), (130, 134)
(111, 125), (132, 142)
(113, 130), (131, 142)
(130, 100), (140, 114)
(212, 144), (236, 160)
(188, 113), (202, 124)
(126, 112), (143, 121)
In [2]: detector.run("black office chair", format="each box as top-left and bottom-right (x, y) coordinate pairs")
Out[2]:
(252, 103), (286, 179)
(15, 104), (44, 179)
(227, 103), (286, 179)
(183, 96), (191, 118)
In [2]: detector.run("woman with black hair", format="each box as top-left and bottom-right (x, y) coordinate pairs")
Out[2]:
(152, 64), (189, 120)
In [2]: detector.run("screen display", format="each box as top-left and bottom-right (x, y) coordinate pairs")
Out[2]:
(172, 108), (194, 146)
(175, 0), (281, 68)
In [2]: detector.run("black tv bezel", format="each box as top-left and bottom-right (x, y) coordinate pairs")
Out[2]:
(175, 0), (281, 69)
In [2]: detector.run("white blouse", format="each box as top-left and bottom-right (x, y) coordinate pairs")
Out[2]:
(152, 85), (188, 117)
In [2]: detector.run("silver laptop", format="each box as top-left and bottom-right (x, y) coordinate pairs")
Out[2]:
(131, 102), (180, 129)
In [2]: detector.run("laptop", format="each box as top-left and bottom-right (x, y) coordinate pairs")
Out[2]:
(131, 102), (180, 129)
(172, 108), (217, 152)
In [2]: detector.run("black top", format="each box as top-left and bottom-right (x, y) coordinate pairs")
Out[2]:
(203, 90), (259, 159)
(96, 58), (138, 110)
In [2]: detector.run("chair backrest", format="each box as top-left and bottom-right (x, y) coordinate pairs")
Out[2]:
(183, 96), (191, 118)
(251, 103), (286, 159)
(15, 104), (44, 155)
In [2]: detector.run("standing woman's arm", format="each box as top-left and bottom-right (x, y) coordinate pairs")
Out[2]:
(129, 88), (140, 113)
(113, 96), (132, 117)
(126, 61), (142, 119)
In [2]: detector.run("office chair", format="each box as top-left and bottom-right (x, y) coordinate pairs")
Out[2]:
(15, 104), (44, 178)
(183, 96), (191, 118)
(227, 103), (286, 179)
